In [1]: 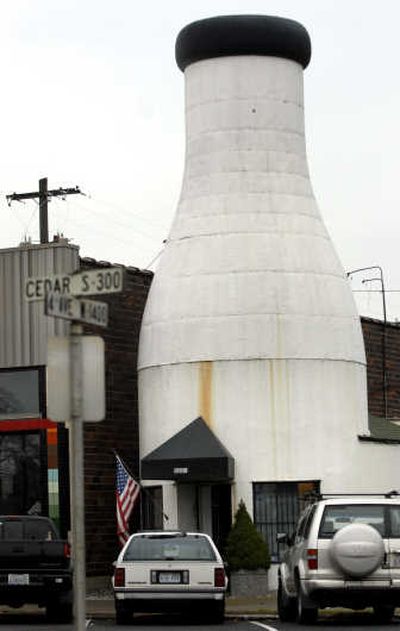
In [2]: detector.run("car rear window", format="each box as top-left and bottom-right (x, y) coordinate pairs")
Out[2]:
(0, 519), (57, 541)
(123, 535), (217, 561)
(319, 505), (386, 538)
(389, 506), (400, 537)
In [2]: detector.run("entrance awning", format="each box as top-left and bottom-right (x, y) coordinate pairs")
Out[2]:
(141, 417), (234, 482)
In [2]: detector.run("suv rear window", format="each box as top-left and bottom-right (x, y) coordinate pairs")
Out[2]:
(0, 519), (57, 541)
(319, 504), (386, 538)
(123, 535), (217, 561)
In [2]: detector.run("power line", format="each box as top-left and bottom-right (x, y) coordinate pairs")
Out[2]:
(70, 197), (163, 243)
(69, 214), (157, 256)
(145, 243), (166, 269)
(86, 194), (170, 231)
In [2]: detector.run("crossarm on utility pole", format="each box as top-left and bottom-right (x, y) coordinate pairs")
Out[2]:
(6, 178), (82, 244)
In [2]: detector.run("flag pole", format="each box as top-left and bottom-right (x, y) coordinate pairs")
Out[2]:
(112, 449), (169, 524)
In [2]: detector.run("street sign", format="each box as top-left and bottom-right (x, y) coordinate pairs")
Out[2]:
(25, 266), (123, 301)
(69, 267), (123, 296)
(45, 292), (108, 327)
(25, 274), (72, 301)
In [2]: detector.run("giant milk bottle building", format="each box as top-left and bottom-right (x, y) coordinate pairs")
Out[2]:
(138, 15), (399, 558)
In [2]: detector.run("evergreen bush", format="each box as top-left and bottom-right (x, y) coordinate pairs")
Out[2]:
(225, 499), (271, 571)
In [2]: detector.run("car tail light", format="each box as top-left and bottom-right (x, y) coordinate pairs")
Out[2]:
(63, 542), (71, 559)
(114, 567), (125, 587)
(214, 567), (226, 587)
(307, 549), (318, 570)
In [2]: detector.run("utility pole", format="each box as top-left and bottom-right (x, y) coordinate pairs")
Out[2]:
(6, 178), (81, 244)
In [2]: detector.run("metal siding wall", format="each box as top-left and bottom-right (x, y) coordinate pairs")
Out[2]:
(0, 243), (79, 367)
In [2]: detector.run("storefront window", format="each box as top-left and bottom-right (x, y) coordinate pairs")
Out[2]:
(0, 368), (44, 420)
(0, 432), (43, 514)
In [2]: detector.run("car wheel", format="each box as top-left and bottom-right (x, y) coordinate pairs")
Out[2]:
(46, 600), (73, 623)
(115, 600), (132, 625)
(211, 600), (225, 624)
(277, 578), (296, 622)
(296, 580), (318, 625)
(373, 605), (395, 623)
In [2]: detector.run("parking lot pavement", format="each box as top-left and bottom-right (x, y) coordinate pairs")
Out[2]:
(85, 592), (279, 619)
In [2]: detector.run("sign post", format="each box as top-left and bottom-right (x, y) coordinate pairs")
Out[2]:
(69, 323), (86, 631)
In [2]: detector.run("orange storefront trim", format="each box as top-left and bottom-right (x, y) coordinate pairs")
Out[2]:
(0, 419), (57, 431)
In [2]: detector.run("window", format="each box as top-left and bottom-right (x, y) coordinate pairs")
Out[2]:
(253, 481), (320, 562)
(303, 504), (317, 539)
(390, 506), (400, 537)
(319, 504), (386, 538)
(25, 519), (56, 540)
(0, 367), (45, 420)
(295, 507), (312, 542)
(123, 534), (216, 562)
(0, 518), (57, 540)
(0, 432), (44, 514)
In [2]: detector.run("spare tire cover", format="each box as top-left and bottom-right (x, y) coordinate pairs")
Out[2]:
(329, 523), (384, 577)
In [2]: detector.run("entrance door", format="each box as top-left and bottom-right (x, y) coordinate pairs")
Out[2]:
(211, 484), (232, 553)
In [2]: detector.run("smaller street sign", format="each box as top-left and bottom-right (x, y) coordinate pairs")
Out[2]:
(45, 292), (108, 327)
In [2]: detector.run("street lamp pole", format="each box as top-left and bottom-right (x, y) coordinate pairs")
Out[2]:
(346, 266), (388, 419)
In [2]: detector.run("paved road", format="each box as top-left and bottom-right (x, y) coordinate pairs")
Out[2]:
(0, 611), (399, 629)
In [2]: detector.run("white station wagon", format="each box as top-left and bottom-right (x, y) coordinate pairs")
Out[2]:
(112, 531), (227, 624)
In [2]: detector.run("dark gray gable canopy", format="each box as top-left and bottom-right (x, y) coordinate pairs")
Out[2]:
(141, 417), (234, 482)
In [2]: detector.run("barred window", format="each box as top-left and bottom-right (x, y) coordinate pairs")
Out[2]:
(253, 481), (320, 562)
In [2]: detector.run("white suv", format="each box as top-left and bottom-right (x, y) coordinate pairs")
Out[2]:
(277, 493), (400, 624)
(112, 531), (227, 624)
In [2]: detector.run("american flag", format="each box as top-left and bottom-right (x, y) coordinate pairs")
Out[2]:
(116, 455), (140, 546)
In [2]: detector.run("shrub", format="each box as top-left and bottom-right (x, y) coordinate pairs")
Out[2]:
(225, 499), (270, 571)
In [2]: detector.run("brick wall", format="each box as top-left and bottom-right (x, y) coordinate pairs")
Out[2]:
(361, 317), (400, 420)
(79, 259), (153, 576)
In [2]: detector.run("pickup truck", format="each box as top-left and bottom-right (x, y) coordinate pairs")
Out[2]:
(0, 515), (73, 622)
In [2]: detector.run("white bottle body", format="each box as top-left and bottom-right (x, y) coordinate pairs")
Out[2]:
(138, 55), (374, 522)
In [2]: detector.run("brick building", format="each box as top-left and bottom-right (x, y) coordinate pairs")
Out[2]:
(361, 317), (400, 442)
(80, 258), (153, 575)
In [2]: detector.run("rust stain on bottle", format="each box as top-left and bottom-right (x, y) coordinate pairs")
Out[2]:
(199, 361), (213, 427)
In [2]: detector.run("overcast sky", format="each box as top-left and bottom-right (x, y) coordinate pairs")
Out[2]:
(1, 0), (399, 320)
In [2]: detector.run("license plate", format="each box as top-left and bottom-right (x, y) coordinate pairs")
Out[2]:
(8, 574), (29, 585)
(158, 572), (181, 584)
